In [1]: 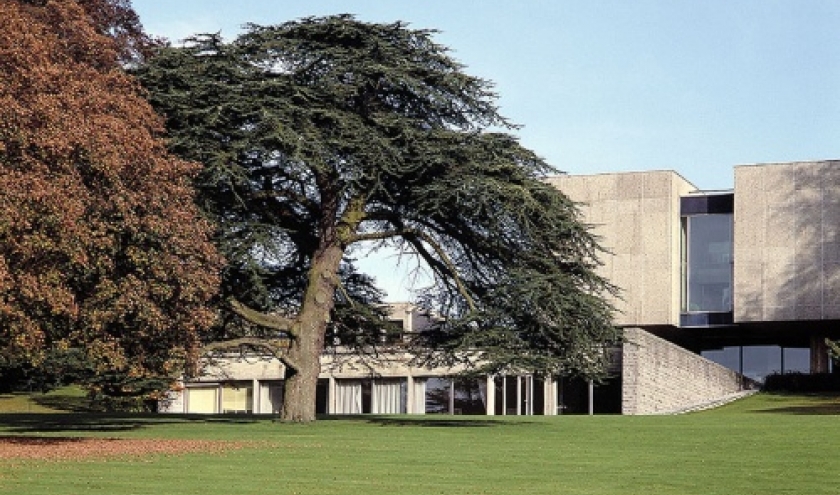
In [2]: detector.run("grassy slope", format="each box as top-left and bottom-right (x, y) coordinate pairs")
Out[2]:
(0, 387), (88, 414)
(1, 393), (838, 495)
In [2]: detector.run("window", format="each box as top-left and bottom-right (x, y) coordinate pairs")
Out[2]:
(425, 377), (487, 415)
(682, 213), (733, 313)
(222, 382), (253, 413)
(333, 378), (407, 414)
(701, 345), (811, 382)
(186, 387), (218, 414)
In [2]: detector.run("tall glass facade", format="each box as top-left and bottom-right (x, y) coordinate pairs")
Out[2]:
(683, 214), (733, 313)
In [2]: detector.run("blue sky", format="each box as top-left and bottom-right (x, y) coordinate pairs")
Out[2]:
(133, 1), (840, 191)
(131, 1), (840, 298)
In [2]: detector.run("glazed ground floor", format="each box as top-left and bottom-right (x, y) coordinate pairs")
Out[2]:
(162, 328), (764, 416)
(164, 374), (623, 416)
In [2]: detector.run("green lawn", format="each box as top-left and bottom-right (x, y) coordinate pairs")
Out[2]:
(1, 393), (838, 495)
(0, 387), (89, 414)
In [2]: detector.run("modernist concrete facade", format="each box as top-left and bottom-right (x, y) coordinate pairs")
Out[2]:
(547, 170), (694, 328)
(549, 160), (840, 384)
(162, 303), (579, 416)
(163, 160), (838, 417)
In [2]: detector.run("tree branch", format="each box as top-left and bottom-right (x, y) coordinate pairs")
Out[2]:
(202, 337), (299, 372)
(227, 298), (299, 338)
(351, 226), (477, 312)
(403, 231), (476, 313)
(336, 278), (355, 308)
(350, 230), (403, 243)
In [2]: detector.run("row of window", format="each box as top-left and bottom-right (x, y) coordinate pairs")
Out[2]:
(179, 375), (623, 416)
(701, 345), (811, 382)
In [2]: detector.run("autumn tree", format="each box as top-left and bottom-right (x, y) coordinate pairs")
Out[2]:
(0, 0), (222, 401)
(135, 15), (618, 422)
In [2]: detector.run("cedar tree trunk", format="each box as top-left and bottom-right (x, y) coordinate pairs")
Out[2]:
(280, 241), (345, 422)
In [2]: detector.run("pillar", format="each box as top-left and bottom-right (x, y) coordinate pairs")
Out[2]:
(811, 335), (830, 374)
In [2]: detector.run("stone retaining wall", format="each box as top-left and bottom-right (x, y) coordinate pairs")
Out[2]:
(622, 328), (750, 414)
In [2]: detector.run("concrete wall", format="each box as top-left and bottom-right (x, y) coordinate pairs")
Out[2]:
(195, 356), (286, 382)
(621, 328), (748, 414)
(547, 171), (696, 327)
(319, 351), (472, 379)
(384, 302), (437, 332)
(734, 160), (840, 322)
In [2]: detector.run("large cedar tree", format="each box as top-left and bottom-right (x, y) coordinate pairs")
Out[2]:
(138, 16), (618, 421)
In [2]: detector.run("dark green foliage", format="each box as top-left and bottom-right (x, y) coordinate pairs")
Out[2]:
(135, 15), (618, 389)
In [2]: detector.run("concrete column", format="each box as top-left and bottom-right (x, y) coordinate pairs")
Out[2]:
(328, 376), (336, 414)
(252, 379), (259, 413)
(406, 375), (415, 414)
(588, 379), (594, 416)
(544, 377), (554, 415)
(527, 376), (534, 415)
(515, 377), (522, 415)
(486, 375), (495, 415)
(502, 376), (507, 415)
(811, 335), (830, 373)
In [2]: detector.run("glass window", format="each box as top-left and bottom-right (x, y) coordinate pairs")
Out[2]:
(315, 379), (328, 414)
(782, 347), (810, 374)
(703, 346), (811, 382)
(743, 346), (782, 381)
(702, 346), (741, 372)
(187, 387), (218, 414)
(259, 381), (284, 414)
(453, 378), (487, 415)
(372, 379), (407, 414)
(222, 383), (253, 413)
(684, 214), (733, 313)
(425, 378), (452, 414)
(334, 379), (362, 414)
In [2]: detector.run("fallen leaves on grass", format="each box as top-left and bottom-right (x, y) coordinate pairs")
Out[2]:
(0, 436), (247, 462)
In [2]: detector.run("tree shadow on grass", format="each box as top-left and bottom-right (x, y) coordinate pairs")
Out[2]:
(0, 435), (92, 445)
(320, 415), (535, 427)
(30, 394), (94, 413)
(752, 403), (840, 415)
(751, 393), (840, 415)
(0, 413), (264, 434)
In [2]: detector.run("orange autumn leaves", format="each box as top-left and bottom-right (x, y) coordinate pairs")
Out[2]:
(0, 1), (222, 383)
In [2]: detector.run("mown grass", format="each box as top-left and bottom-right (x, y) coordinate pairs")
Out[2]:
(0, 387), (88, 414)
(1, 392), (838, 495)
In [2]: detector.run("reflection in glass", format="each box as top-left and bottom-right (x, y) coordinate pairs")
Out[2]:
(743, 345), (782, 381)
(684, 214), (733, 312)
(425, 377), (488, 414)
(424, 377), (451, 414)
(702, 345), (812, 382)
(493, 376), (544, 415)
(701, 346), (741, 372)
(782, 347), (810, 374)
(453, 378), (486, 415)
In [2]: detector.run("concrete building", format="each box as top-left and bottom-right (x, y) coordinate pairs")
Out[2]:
(162, 303), (577, 416)
(547, 160), (840, 398)
(162, 160), (839, 416)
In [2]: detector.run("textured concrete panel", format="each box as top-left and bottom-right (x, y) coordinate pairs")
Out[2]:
(764, 305), (796, 321)
(796, 305), (823, 320)
(824, 305), (840, 319)
(823, 263), (840, 302)
(795, 162), (825, 190)
(549, 171), (694, 327)
(617, 173), (645, 200)
(735, 160), (840, 323)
